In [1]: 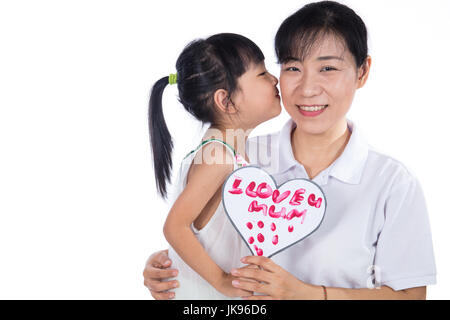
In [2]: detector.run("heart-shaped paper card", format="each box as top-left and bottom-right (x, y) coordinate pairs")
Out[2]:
(222, 166), (326, 258)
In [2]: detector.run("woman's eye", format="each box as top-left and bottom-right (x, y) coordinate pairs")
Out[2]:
(321, 66), (337, 72)
(285, 67), (300, 72)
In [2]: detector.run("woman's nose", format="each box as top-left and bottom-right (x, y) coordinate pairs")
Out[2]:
(298, 73), (321, 97)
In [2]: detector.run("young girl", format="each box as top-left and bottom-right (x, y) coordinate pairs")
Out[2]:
(148, 33), (281, 299)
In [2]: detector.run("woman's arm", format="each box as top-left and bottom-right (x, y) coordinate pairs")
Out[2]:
(231, 256), (426, 300)
(323, 285), (425, 300)
(142, 251), (259, 299)
(163, 145), (250, 298)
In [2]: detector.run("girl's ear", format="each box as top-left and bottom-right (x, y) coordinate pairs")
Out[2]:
(356, 55), (372, 89)
(213, 89), (238, 114)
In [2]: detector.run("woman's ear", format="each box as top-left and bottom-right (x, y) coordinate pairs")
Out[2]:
(213, 89), (238, 114)
(357, 55), (372, 89)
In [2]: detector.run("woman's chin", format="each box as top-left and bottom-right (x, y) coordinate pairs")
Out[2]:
(293, 117), (333, 136)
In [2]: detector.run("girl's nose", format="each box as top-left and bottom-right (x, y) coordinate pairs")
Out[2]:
(271, 73), (279, 86)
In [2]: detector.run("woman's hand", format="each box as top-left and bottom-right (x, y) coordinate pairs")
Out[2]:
(213, 272), (254, 298)
(143, 249), (180, 300)
(231, 256), (323, 300)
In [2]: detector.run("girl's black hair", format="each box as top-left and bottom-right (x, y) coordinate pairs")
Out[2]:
(148, 33), (265, 198)
(275, 1), (368, 68)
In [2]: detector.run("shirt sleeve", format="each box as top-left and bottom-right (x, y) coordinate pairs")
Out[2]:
(373, 173), (437, 291)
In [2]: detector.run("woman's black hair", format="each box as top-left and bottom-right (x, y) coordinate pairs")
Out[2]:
(275, 1), (368, 68)
(148, 33), (265, 198)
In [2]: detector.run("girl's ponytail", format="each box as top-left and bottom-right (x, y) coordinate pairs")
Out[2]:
(149, 33), (265, 199)
(148, 76), (173, 198)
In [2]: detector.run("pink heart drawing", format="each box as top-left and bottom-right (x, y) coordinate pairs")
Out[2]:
(222, 166), (326, 258)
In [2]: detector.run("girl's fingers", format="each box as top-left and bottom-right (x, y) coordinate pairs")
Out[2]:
(232, 266), (272, 284)
(241, 256), (280, 273)
(236, 288), (254, 297)
(238, 264), (260, 283)
(232, 279), (267, 294)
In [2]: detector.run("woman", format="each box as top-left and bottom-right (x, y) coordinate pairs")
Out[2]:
(144, 1), (436, 299)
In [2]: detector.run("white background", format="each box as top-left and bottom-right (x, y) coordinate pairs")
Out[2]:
(0, 0), (449, 299)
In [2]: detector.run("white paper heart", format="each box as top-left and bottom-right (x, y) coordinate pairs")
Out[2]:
(222, 166), (326, 258)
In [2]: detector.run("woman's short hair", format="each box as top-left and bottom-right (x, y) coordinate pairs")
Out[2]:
(275, 1), (368, 68)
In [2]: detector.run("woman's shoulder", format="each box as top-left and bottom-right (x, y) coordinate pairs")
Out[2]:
(247, 130), (282, 156)
(366, 144), (421, 190)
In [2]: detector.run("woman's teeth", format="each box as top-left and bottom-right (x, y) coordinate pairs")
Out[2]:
(298, 105), (328, 111)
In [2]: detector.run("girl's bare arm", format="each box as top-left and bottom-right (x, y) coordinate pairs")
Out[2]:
(163, 145), (250, 297)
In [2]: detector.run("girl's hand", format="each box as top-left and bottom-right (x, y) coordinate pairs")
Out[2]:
(215, 272), (254, 298)
(230, 256), (323, 300)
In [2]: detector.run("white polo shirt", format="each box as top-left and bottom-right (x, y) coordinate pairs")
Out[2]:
(247, 119), (437, 291)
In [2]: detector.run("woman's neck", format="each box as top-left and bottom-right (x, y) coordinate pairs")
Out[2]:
(203, 125), (252, 161)
(291, 119), (351, 179)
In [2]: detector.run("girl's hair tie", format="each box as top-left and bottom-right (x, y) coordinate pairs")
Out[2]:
(168, 73), (177, 85)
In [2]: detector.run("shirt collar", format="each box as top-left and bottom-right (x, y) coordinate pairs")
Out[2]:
(277, 119), (299, 173)
(277, 118), (369, 185)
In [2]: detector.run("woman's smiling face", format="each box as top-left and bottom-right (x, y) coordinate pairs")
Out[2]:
(279, 33), (370, 135)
